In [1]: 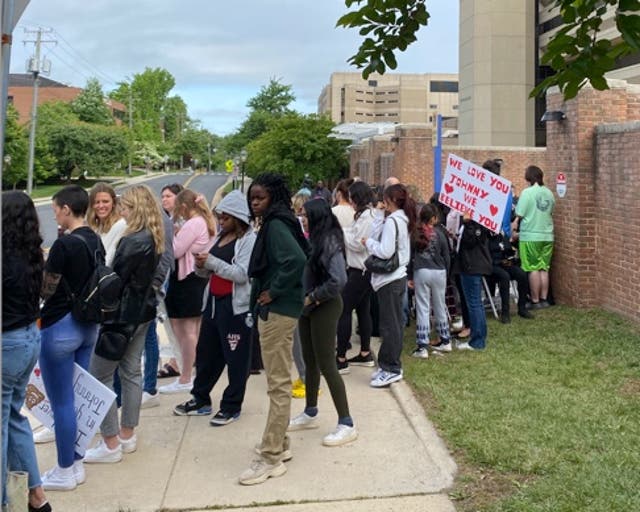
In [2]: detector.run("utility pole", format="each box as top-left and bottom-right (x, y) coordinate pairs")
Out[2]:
(128, 84), (132, 175)
(207, 143), (211, 173)
(24, 27), (54, 194)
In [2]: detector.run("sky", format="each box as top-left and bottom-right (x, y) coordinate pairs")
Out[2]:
(10, 1), (459, 136)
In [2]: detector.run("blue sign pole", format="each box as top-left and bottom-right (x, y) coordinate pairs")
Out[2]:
(433, 114), (443, 193)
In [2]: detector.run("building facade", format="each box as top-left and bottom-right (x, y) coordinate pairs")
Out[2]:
(318, 71), (459, 126)
(459, 0), (640, 147)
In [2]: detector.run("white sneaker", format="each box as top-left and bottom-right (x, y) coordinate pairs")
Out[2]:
(411, 347), (429, 359)
(84, 439), (123, 464)
(41, 465), (76, 491)
(322, 424), (358, 447)
(118, 434), (137, 454)
(370, 367), (384, 381)
(238, 459), (287, 486)
(287, 412), (319, 431)
(73, 460), (85, 485)
(457, 341), (476, 351)
(370, 370), (403, 388)
(431, 341), (453, 353)
(33, 427), (55, 444)
(140, 391), (160, 409)
(158, 379), (192, 394)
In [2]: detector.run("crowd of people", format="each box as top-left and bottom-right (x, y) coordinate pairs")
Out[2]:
(1, 163), (555, 507)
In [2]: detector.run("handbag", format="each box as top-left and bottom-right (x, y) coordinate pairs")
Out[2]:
(94, 285), (153, 361)
(364, 217), (400, 274)
(95, 322), (135, 361)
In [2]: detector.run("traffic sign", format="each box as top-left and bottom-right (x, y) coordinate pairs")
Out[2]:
(225, 160), (234, 173)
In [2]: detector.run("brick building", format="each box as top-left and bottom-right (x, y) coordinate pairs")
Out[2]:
(348, 79), (640, 323)
(8, 73), (125, 124)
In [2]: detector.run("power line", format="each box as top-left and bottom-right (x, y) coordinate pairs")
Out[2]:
(51, 29), (117, 85)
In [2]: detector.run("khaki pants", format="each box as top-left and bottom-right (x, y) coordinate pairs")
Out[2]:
(258, 312), (297, 464)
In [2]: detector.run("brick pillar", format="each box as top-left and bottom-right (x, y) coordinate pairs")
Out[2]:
(546, 82), (630, 307)
(394, 124), (434, 194)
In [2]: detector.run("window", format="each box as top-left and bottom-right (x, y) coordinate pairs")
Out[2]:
(368, 80), (378, 87)
(388, 99), (398, 104)
(429, 104), (438, 109)
(430, 80), (459, 93)
(453, 105), (458, 110)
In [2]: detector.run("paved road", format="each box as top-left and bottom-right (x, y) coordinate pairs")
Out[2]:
(37, 172), (228, 249)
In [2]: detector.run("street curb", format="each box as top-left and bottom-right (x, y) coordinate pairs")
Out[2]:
(390, 381), (458, 489)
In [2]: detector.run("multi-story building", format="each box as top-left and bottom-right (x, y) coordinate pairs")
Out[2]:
(318, 71), (459, 126)
(459, 0), (640, 147)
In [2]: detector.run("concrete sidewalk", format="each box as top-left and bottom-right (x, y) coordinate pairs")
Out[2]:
(33, 340), (457, 512)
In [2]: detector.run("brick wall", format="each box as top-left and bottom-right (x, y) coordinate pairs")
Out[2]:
(593, 121), (640, 320)
(347, 80), (640, 322)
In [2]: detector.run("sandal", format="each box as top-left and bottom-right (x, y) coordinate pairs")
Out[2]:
(157, 363), (180, 379)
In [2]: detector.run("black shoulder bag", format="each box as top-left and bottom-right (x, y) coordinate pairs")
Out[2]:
(364, 217), (400, 274)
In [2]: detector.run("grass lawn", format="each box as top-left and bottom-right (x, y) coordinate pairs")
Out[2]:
(402, 305), (640, 511)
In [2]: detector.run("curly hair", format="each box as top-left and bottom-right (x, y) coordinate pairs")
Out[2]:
(174, 189), (217, 236)
(119, 185), (165, 255)
(2, 191), (44, 307)
(87, 182), (121, 234)
(247, 173), (292, 220)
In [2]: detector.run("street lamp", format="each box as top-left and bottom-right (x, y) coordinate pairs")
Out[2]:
(240, 149), (248, 192)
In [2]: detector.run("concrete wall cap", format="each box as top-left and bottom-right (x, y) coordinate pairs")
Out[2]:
(596, 121), (640, 134)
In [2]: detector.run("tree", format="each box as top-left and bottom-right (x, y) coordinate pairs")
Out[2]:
(2, 104), (29, 188)
(246, 113), (349, 187)
(71, 78), (113, 125)
(337, 0), (640, 99)
(110, 68), (177, 143)
(48, 123), (128, 179)
(226, 78), (296, 154)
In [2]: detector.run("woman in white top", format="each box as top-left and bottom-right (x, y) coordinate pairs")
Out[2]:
(87, 182), (127, 266)
(331, 179), (355, 229)
(336, 181), (376, 373)
(363, 184), (416, 388)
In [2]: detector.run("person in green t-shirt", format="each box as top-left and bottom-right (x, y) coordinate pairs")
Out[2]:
(514, 165), (555, 308)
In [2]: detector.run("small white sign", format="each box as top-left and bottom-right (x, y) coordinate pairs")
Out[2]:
(439, 154), (512, 234)
(556, 172), (567, 198)
(26, 364), (116, 456)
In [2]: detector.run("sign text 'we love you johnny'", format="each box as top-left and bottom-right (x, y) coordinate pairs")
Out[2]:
(439, 154), (512, 234)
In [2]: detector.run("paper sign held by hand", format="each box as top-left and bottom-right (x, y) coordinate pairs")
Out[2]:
(439, 153), (512, 234)
(26, 364), (116, 457)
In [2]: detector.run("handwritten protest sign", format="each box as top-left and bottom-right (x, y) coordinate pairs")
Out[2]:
(25, 364), (116, 456)
(439, 153), (512, 234)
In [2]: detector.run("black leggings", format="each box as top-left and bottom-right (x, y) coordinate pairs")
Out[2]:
(336, 268), (373, 358)
(299, 296), (350, 419)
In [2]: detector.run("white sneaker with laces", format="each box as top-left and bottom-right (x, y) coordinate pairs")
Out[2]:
(73, 460), (85, 485)
(140, 391), (160, 409)
(84, 439), (123, 464)
(322, 424), (358, 447)
(238, 459), (287, 485)
(158, 379), (192, 394)
(287, 412), (319, 431)
(431, 341), (453, 353)
(370, 370), (403, 388)
(118, 434), (137, 454)
(33, 427), (55, 444)
(41, 465), (76, 491)
(370, 367), (384, 381)
(456, 341), (476, 351)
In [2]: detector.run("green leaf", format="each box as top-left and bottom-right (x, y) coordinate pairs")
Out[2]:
(590, 75), (609, 90)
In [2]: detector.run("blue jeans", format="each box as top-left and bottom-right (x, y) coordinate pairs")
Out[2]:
(2, 323), (41, 504)
(40, 313), (98, 467)
(459, 274), (487, 349)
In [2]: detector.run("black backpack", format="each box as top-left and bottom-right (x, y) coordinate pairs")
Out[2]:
(66, 233), (123, 324)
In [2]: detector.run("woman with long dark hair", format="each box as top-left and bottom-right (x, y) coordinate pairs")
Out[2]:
(239, 173), (308, 485)
(364, 183), (416, 387)
(2, 192), (51, 511)
(288, 199), (356, 446)
(336, 181), (376, 373)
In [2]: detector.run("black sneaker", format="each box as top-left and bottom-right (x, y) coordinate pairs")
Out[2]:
(173, 399), (212, 416)
(337, 358), (350, 374)
(210, 410), (240, 426)
(518, 310), (535, 319)
(347, 352), (375, 367)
